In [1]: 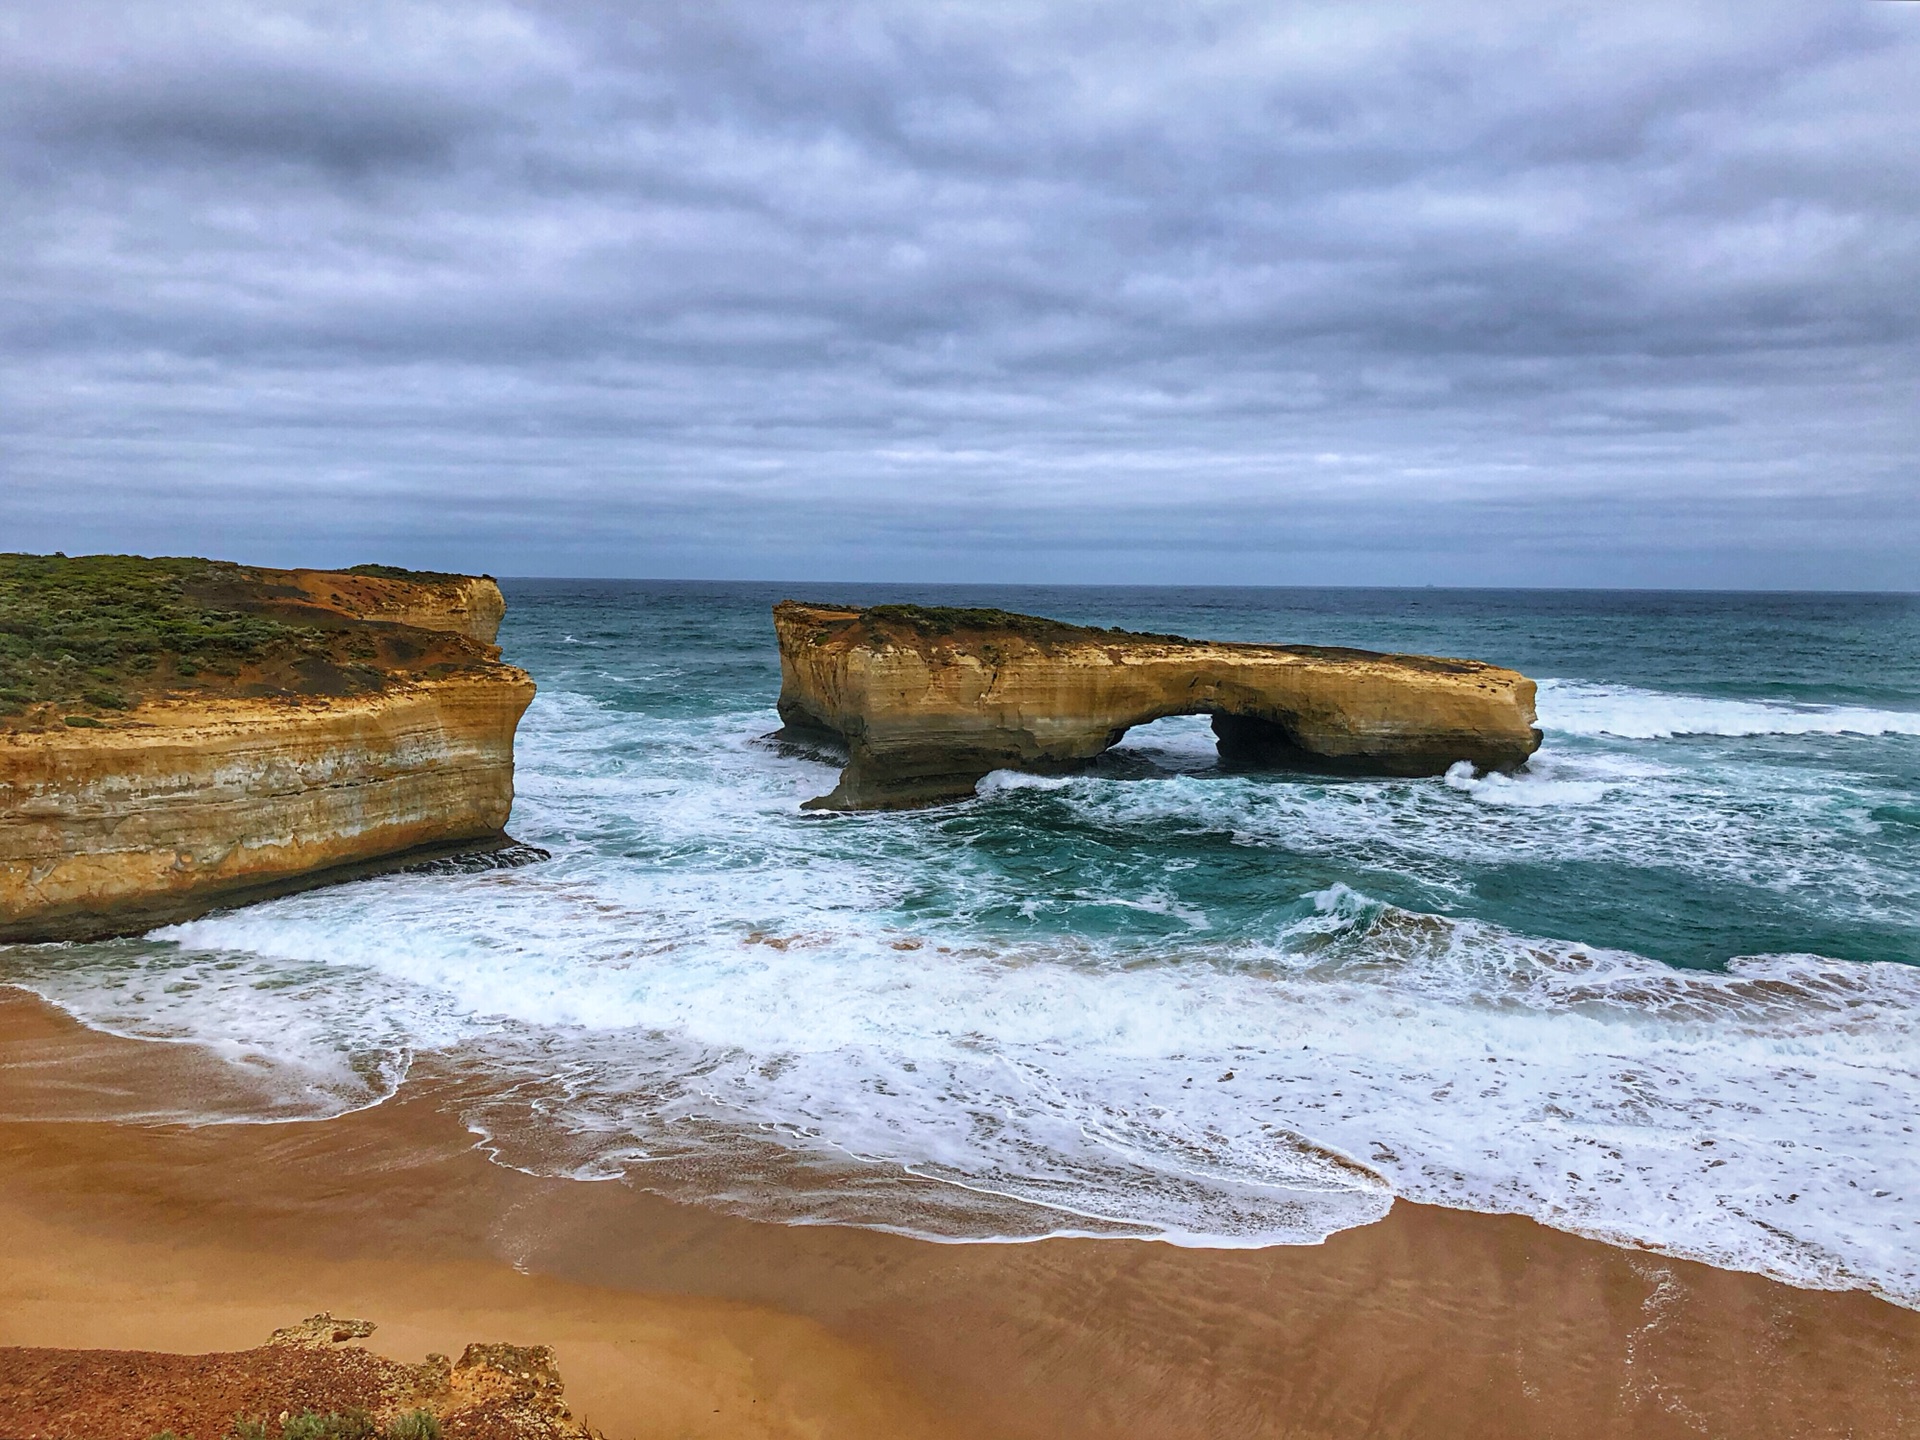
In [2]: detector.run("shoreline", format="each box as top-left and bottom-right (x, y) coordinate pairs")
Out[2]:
(2, 988), (1916, 1438)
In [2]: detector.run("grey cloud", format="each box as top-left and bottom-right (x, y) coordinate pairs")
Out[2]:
(1, 0), (1915, 587)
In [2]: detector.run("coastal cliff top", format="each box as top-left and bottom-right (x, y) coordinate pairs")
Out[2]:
(778, 599), (1191, 647)
(775, 599), (1488, 675)
(0, 552), (509, 732)
(0, 1311), (597, 1439)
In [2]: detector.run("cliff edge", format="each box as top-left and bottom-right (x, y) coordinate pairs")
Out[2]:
(774, 601), (1541, 810)
(0, 554), (537, 942)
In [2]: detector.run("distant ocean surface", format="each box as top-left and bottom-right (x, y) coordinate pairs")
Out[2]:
(7, 583), (1920, 1305)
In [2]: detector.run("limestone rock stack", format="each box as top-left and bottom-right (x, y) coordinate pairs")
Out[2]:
(0, 556), (536, 941)
(773, 601), (1541, 810)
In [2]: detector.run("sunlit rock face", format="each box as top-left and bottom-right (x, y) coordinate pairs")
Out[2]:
(773, 601), (1541, 811)
(0, 562), (534, 941)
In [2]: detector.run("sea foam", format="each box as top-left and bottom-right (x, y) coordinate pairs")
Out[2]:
(29, 862), (1915, 1304)
(1538, 679), (1920, 740)
(4, 649), (1917, 1309)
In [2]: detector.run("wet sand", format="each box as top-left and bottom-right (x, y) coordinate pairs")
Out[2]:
(2, 988), (1916, 1438)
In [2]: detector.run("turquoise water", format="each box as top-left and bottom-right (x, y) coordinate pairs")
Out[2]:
(511, 582), (1920, 973)
(6, 584), (1919, 1305)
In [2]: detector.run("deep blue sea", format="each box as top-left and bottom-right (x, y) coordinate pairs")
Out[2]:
(6, 584), (1919, 1304)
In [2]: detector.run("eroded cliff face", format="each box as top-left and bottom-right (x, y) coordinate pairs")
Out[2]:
(269, 569), (508, 647)
(774, 601), (1542, 810)
(0, 558), (535, 942)
(1, 675), (532, 941)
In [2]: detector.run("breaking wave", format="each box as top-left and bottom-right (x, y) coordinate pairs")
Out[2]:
(4, 584), (1917, 1310)
(1538, 679), (1920, 740)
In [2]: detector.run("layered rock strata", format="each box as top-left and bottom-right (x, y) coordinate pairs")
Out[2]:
(774, 601), (1541, 810)
(1, 558), (535, 942)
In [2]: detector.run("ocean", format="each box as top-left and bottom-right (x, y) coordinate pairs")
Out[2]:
(5, 583), (1918, 1305)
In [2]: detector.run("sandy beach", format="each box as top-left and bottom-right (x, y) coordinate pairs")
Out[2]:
(2, 987), (1915, 1439)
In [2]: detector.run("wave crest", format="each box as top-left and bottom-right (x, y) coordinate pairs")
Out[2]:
(1538, 679), (1920, 740)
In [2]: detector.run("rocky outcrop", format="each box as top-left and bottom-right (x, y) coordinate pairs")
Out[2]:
(774, 602), (1542, 810)
(0, 1312), (600, 1439)
(263, 568), (509, 647)
(1, 676), (533, 941)
(0, 558), (536, 942)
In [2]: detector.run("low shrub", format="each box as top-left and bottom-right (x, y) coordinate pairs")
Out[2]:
(343, 563), (474, 585)
(384, 1411), (443, 1440)
(0, 552), (320, 708)
(279, 1410), (377, 1440)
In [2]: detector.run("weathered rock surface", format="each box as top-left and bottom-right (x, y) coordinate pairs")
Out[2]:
(0, 560), (536, 942)
(0, 1312), (601, 1439)
(0, 677), (533, 941)
(248, 568), (510, 647)
(774, 602), (1542, 810)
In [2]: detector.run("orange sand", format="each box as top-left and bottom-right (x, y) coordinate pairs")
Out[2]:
(2, 988), (1915, 1438)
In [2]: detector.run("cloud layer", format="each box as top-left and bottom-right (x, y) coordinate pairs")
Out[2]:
(3, 1), (1916, 585)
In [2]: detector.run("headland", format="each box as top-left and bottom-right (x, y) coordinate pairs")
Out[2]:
(0, 553), (537, 942)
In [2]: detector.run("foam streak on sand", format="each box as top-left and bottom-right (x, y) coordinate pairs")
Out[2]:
(9, 801), (1919, 1305)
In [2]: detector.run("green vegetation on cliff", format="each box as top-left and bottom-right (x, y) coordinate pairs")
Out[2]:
(0, 553), (326, 714)
(0, 553), (489, 720)
(833, 602), (1189, 647)
(343, 562), (480, 585)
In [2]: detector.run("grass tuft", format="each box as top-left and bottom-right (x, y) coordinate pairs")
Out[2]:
(278, 1410), (376, 1440)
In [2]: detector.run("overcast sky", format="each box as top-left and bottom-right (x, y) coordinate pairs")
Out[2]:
(2, 2), (1916, 587)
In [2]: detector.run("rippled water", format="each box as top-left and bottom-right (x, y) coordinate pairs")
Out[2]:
(5, 583), (1918, 1303)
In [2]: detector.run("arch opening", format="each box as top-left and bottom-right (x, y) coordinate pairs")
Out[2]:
(1097, 707), (1318, 777)
(1208, 710), (1317, 769)
(1099, 713), (1221, 775)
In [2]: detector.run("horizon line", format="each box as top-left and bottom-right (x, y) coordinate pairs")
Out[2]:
(490, 575), (1920, 598)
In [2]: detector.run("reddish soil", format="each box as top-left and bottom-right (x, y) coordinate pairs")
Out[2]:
(0, 1321), (593, 1440)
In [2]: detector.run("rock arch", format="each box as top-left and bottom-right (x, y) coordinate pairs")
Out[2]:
(772, 602), (1542, 811)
